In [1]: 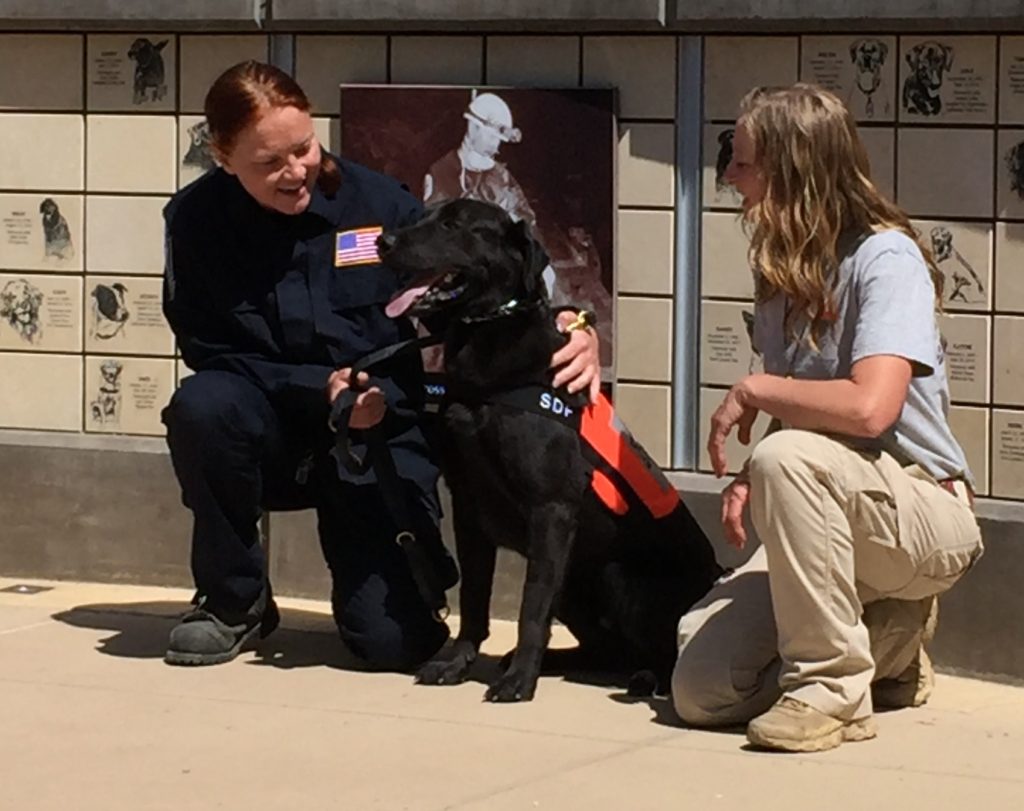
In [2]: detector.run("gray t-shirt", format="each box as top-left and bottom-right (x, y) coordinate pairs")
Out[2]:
(752, 229), (972, 485)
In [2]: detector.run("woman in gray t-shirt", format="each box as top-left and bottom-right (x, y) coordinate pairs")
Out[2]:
(672, 83), (983, 753)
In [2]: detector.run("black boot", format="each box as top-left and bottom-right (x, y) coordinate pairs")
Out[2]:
(165, 589), (280, 666)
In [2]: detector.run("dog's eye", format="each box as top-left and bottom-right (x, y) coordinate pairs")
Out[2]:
(440, 219), (459, 232)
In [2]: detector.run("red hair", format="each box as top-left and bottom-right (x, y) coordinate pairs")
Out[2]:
(204, 60), (340, 195)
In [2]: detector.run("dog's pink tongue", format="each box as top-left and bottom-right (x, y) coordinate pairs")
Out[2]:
(386, 284), (432, 318)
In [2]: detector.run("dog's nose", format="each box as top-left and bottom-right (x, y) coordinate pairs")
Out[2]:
(376, 232), (396, 255)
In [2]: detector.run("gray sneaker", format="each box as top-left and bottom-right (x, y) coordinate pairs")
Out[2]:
(165, 596), (279, 666)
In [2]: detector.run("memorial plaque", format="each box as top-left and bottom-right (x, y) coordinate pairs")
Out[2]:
(938, 313), (990, 404)
(697, 387), (772, 475)
(0, 34), (83, 111)
(898, 128), (994, 218)
(898, 36), (996, 125)
(991, 409), (1024, 498)
(0, 353), (81, 431)
(700, 300), (758, 386)
(85, 356), (173, 436)
(179, 35), (268, 113)
(0, 194), (82, 272)
(178, 115), (217, 189)
(87, 34), (176, 112)
(911, 219), (991, 311)
(0, 273), (81, 352)
(859, 126), (896, 201)
(704, 36), (798, 122)
(701, 212), (754, 299)
(83, 276), (174, 356)
(948, 405), (989, 496)
(998, 36), (1024, 125)
(997, 129), (1024, 220)
(702, 124), (743, 210)
(85, 196), (168, 274)
(801, 36), (897, 122)
(994, 316), (1024, 406)
(995, 222), (1024, 313)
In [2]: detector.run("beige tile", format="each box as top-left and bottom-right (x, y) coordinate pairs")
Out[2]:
(617, 209), (673, 295)
(999, 36), (1024, 124)
(701, 211), (754, 299)
(801, 35), (897, 122)
(939, 313), (990, 404)
(85, 355), (174, 435)
(87, 34), (176, 112)
(994, 316), (1024, 405)
(617, 123), (674, 208)
(176, 359), (192, 386)
(85, 196), (169, 274)
(312, 116), (341, 155)
(702, 124), (742, 210)
(296, 35), (387, 114)
(0, 194), (82, 272)
(911, 219), (991, 311)
(897, 128), (993, 218)
(177, 115), (216, 188)
(84, 276), (174, 356)
(997, 129), (1024, 219)
(994, 222), (1024, 312)
(615, 296), (672, 382)
(991, 408), (1024, 498)
(179, 35), (268, 113)
(613, 382), (671, 468)
(859, 126), (895, 201)
(391, 37), (483, 85)
(487, 36), (579, 88)
(583, 36), (675, 119)
(0, 352), (81, 431)
(704, 36), (798, 122)
(0, 34), (83, 110)
(948, 405), (989, 496)
(697, 387), (772, 474)
(700, 300), (757, 386)
(0, 114), (84, 191)
(0, 273), (82, 352)
(86, 115), (177, 193)
(898, 36), (996, 125)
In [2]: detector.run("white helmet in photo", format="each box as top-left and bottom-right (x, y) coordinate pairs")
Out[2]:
(464, 92), (522, 143)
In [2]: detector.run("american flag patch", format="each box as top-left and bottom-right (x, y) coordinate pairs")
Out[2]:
(334, 226), (383, 267)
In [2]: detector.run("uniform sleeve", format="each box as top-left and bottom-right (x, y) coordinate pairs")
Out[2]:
(163, 224), (335, 409)
(851, 242), (939, 377)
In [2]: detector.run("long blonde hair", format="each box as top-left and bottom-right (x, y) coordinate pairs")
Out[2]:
(738, 83), (942, 344)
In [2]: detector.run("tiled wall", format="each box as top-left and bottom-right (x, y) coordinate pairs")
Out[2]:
(699, 34), (1024, 499)
(0, 33), (268, 436)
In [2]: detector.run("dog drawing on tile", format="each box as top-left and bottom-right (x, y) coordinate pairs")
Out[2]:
(929, 226), (984, 305)
(183, 120), (216, 172)
(849, 38), (890, 118)
(902, 41), (953, 116)
(38, 198), (74, 262)
(90, 359), (123, 425)
(0, 278), (44, 344)
(1005, 140), (1024, 201)
(91, 282), (130, 340)
(715, 128), (735, 192)
(127, 38), (169, 104)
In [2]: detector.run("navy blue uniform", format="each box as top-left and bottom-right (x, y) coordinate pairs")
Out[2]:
(161, 157), (448, 669)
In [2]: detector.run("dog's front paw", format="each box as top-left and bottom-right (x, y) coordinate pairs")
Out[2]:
(415, 653), (472, 686)
(485, 668), (538, 702)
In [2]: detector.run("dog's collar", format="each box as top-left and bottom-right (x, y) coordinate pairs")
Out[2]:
(459, 296), (546, 324)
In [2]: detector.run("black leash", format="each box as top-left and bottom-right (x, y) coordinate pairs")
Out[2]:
(328, 333), (456, 621)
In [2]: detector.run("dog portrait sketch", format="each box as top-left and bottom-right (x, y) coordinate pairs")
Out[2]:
(930, 226), (984, 305)
(1005, 140), (1024, 201)
(90, 359), (123, 425)
(183, 120), (216, 172)
(38, 198), (74, 261)
(902, 41), (953, 116)
(127, 38), (168, 104)
(849, 38), (890, 118)
(715, 128), (735, 191)
(91, 282), (130, 340)
(0, 278), (44, 344)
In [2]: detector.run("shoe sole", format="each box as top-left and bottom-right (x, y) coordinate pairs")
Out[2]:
(746, 717), (878, 753)
(164, 624), (262, 667)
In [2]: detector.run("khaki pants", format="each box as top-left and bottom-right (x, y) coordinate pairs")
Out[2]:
(672, 430), (982, 726)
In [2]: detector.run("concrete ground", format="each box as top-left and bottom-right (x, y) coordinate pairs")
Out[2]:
(2, 577), (1022, 811)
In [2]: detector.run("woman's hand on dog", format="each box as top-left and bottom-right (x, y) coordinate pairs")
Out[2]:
(551, 312), (601, 404)
(326, 368), (386, 429)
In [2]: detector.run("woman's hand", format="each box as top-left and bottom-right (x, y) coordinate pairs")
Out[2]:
(707, 378), (759, 477)
(327, 368), (386, 429)
(551, 311), (601, 403)
(721, 473), (752, 550)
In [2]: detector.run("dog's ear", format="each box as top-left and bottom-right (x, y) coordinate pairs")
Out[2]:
(849, 40), (862, 62)
(510, 219), (549, 300)
(878, 41), (889, 62)
(942, 44), (954, 70)
(155, 40), (169, 52)
(906, 44), (921, 68)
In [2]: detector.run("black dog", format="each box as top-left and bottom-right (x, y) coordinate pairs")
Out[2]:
(379, 199), (723, 702)
(715, 129), (735, 192)
(127, 38), (168, 104)
(1006, 140), (1024, 200)
(39, 198), (73, 260)
(903, 41), (953, 116)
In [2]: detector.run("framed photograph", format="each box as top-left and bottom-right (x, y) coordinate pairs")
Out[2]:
(339, 85), (617, 376)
